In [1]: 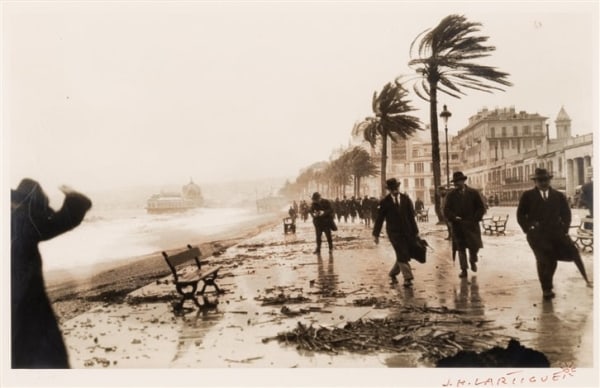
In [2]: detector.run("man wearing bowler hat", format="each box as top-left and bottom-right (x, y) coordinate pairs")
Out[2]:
(372, 178), (420, 287)
(444, 171), (486, 278)
(517, 168), (582, 299)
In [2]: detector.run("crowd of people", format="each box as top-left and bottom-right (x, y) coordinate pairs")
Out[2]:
(299, 168), (591, 300)
(11, 169), (592, 368)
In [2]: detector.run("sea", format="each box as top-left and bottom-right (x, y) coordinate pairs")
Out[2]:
(37, 183), (285, 276)
(39, 206), (273, 276)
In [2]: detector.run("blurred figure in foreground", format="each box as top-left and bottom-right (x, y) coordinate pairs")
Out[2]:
(11, 179), (92, 368)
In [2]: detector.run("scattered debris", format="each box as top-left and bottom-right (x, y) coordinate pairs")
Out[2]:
(224, 356), (263, 364)
(267, 311), (505, 363)
(255, 293), (311, 306)
(83, 357), (111, 368)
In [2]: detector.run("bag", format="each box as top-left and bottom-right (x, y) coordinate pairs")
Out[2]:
(410, 237), (428, 263)
(329, 217), (338, 231)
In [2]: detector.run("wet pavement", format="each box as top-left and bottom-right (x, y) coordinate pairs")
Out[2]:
(60, 206), (595, 371)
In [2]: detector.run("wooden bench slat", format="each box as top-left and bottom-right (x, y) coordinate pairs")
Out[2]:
(163, 247), (201, 267)
(178, 266), (222, 283)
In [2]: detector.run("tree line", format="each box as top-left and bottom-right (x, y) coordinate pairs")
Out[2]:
(283, 14), (512, 222)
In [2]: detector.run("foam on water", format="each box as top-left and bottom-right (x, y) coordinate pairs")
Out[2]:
(39, 207), (263, 273)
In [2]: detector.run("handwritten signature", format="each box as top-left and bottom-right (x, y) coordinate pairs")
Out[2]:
(442, 363), (576, 387)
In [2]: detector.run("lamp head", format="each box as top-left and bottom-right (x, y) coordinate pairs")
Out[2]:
(440, 104), (452, 126)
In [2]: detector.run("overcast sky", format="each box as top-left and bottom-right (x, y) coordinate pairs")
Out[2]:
(3, 1), (598, 193)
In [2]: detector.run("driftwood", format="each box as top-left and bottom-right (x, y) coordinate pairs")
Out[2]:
(255, 293), (311, 306)
(270, 307), (506, 363)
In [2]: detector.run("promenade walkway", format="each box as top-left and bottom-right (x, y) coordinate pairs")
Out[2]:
(53, 207), (594, 383)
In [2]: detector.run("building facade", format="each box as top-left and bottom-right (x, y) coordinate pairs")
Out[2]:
(452, 106), (592, 205)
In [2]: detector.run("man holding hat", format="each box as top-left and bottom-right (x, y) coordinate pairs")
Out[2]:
(517, 168), (580, 299)
(309, 192), (335, 255)
(372, 178), (420, 287)
(444, 171), (486, 278)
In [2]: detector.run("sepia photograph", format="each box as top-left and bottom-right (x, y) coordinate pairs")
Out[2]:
(2, 1), (598, 387)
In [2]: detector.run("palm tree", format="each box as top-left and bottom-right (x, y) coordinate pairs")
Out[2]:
(408, 14), (512, 222)
(346, 146), (379, 197)
(357, 80), (421, 196)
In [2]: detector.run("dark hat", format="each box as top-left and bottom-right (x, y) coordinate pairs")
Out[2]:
(11, 178), (50, 212)
(385, 178), (400, 190)
(311, 192), (321, 201)
(532, 168), (553, 180)
(451, 171), (468, 182)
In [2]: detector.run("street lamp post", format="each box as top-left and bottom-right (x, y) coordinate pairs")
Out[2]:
(440, 105), (452, 188)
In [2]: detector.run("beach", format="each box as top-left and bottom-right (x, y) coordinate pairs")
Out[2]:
(45, 211), (284, 324)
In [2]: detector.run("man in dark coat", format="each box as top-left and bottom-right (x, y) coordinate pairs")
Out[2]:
(517, 168), (580, 299)
(309, 192), (335, 255)
(444, 172), (486, 278)
(11, 178), (92, 368)
(372, 178), (420, 287)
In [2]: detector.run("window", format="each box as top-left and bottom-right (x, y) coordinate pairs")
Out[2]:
(513, 126), (518, 136)
(534, 125), (542, 132)
(490, 127), (496, 137)
(403, 179), (409, 188)
(415, 162), (424, 173)
(523, 125), (531, 135)
(415, 178), (425, 188)
(502, 127), (507, 137)
(558, 158), (562, 173)
(548, 161), (553, 174)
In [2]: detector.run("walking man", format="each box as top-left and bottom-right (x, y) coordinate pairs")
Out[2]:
(517, 168), (580, 299)
(444, 172), (486, 278)
(373, 178), (420, 287)
(309, 192), (335, 255)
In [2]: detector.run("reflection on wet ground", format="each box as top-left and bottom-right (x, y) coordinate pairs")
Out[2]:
(62, 207), (594, 368)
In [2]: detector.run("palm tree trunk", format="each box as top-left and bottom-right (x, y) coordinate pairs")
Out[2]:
(429, 83), (445, 223)
(380, 127), (388, 196)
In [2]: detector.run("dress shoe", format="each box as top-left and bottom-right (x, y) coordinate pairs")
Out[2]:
(403, 278), (413, 288)
(470, 260), (477, 272)
(459, 270), (468, 278)
(543, 290), (556, 299)
(313, 249), (320, 255)
(389, 275), (399, 284)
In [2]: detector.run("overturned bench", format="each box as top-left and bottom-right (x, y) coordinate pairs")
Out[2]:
(481, 214), (509, 235)
(163, 244), (223, 309)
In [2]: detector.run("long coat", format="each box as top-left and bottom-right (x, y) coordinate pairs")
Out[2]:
(373, 193), (420, 251)
(517, 186), (578, 261)
(11, 179), (92, 368)
(309, 198), (335, 230)
(444, 185), (486, 253)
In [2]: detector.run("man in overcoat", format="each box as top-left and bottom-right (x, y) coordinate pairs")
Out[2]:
(517, 168), (579, 299)
(444, 172), (486, 278)
(372, 178), (420, 287)
(309, 192), (335, 255)
(11, 178), (92, 368)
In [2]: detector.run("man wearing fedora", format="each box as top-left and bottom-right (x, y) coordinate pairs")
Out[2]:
(309, 192), (335, 255)
(372, 178), (420, 287)
(444, 171), (486, 278)
(517, 168), (579, 299)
